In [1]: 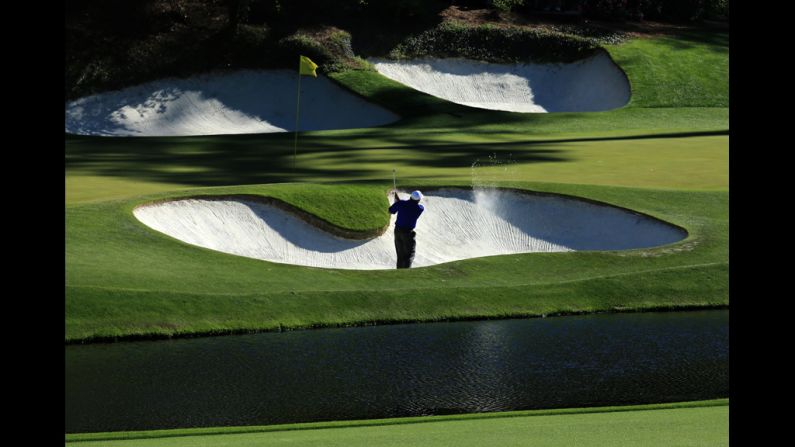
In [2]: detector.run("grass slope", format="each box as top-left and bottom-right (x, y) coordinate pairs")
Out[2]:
(607, 31), (729, 108)
(66, 399), (728, 446)
(66, 181), (727, 342)
(65, 31), (728, 341)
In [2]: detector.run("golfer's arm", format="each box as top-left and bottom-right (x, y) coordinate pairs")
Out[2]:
(389, 200), (400, 214)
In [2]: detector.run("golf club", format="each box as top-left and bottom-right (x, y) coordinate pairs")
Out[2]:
(392, 168), (397, 191)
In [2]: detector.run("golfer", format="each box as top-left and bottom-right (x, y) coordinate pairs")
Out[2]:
(389, 190), (425, 269)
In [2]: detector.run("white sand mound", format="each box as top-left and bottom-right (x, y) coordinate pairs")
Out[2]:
(133, 189), (685, 270)
(371, 51), (630, 113)
(65, 70), (399, 136)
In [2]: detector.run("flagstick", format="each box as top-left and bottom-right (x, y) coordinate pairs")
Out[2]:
(293, 70), (302, 171)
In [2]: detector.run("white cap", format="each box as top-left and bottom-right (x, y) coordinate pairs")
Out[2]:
(411, 190), (423, 201)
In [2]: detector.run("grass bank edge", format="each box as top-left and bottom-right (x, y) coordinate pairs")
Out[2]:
(65, 398), (728, 442)
(66, 261), (728, 343)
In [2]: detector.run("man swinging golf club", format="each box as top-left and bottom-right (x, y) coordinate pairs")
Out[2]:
(389, 189), (424, 269)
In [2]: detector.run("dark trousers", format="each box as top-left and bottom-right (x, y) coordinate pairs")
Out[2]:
(394, 228), (416, 269)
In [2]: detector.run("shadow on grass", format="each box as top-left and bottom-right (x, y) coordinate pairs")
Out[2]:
(66, 133), (568, 186)
(65, 128), (725, 187)
(633, 29), (728, 55)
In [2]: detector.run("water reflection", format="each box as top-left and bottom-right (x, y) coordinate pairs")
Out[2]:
(66, 310), (728, 433)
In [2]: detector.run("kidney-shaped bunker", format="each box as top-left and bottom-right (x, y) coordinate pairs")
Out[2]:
(371, 51), (630, 113)
(65, 70), (399, 136)
(133, 189), (686, 270)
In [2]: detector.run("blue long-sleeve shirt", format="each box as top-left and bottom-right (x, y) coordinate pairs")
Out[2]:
(389, 199), (425, 230)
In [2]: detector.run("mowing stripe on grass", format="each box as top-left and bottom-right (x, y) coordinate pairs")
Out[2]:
(66, 399), (728, 443)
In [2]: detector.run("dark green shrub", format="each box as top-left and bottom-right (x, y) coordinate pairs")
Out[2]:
(276, 28), (371, 73)
(545, 23), (628, 45)
(277, 34), (331, 65)
(390, 21), (599, 63)
(491, 0), (526, 12)
(326, 30), (356, 59)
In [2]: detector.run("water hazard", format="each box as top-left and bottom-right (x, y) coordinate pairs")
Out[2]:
(65, 310), (728, 433)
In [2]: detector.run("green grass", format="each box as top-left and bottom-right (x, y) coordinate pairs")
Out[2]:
(66, 133), (728, 204)
(65, 31), (728, 342)
(65, 399), (728, 446)
(64, 28), (729, 445)
(607, 32), (729, 108)
(66, 181), (727, 342)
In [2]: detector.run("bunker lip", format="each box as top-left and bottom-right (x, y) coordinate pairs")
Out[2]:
(132, 187), (688, 241)
(136, 194), (390, 240)
(132, 187), (688, 270)
(371, 49), (631, 113)
(65, 69), (400, 137)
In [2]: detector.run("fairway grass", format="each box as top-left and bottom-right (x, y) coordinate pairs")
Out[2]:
(65, 399), (729, 446)
(67, 133), (727, 204)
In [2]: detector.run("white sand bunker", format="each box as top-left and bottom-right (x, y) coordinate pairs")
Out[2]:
(371, 51), (630, 113)
(65, 70), (399, 136)
(133, 189), (685, 270)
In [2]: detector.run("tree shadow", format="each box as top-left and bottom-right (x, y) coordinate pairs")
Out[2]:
(647, 29), (728, 54)
(66, 130), (566, 187)
(65, 128), (723, 188)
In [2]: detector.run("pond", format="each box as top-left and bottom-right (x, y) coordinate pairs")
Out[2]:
(65, 310), (728, 433)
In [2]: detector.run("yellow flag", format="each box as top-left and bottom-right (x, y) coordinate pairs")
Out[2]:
(299, 55), (318, 77)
